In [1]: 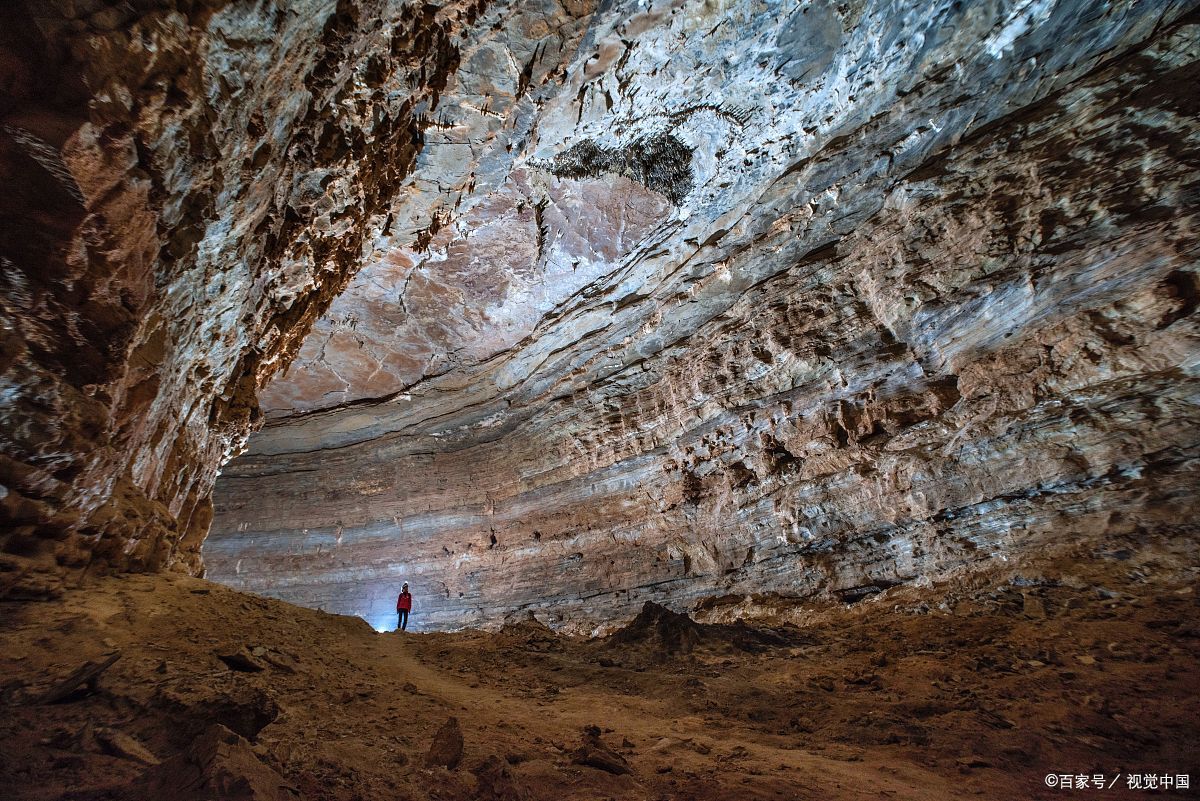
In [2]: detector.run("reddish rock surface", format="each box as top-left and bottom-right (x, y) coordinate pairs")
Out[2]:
(0, 0), (481, 596)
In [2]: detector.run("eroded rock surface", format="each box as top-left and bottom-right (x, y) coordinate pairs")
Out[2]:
(1, 0), (1197, 630)
(206, 1), (1200, 631)
(4, 3), (1198, 798)
(0, 0), (482, 595)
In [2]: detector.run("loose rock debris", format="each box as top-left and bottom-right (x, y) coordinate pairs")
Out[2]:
(1, 532), (1196, 800)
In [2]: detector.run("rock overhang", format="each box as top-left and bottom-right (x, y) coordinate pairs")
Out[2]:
(205, 0), (1200, 630)
(1, 0), (1196, 623)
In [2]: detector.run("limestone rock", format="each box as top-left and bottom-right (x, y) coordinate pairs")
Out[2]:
(156, 683), (280, 743)
(570, 725), (631, 775)
(0, 0), (1196, 641)
(425, 716), (464, 770)
(122, 724), (300, 801)
(471, 754), (528, 801)
(94, 727), (160, 766)
(203, 2), (1200, 632)
(0, 0), (482, 594)
(609, 602), (700, 656)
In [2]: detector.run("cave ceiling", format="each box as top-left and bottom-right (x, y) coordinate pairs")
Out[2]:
(1, 0), (1196, 626)
(202, 0), (1200, 631)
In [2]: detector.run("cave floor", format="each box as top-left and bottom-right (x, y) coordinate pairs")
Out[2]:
(1, 532), (1197, 801)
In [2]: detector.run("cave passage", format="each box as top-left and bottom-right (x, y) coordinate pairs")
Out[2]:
(1, 0), (1198, 799)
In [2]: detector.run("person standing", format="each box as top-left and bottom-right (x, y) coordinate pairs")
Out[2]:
(396, 582), (413, 631)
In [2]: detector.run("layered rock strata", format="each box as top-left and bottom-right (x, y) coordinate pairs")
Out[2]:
(206, 2), (1200, 631)
(0, 0), (500, 596)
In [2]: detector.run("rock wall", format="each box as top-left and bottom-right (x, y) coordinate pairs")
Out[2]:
(0, 0), (484, 597)
(205, 1), (1200, 632)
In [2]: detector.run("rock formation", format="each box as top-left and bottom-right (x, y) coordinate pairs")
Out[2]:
(2, 3), (1199, 799)
(1, 1), (1197, 631)
(1, 0), (481, 595)
(203, 1), (1199, 632)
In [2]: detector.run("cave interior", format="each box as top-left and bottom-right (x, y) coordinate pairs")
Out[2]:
(1, 0), (1198, 799)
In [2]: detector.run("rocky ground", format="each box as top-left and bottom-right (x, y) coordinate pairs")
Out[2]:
(2, 530), (1197, 801)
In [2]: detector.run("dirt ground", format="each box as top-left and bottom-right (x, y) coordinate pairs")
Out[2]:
(1, 530), (1197, 801)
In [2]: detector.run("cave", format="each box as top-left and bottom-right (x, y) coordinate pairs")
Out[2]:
(1, 0), (1198, 799)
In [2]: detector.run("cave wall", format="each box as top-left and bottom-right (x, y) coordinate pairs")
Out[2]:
(0, 0), (486, 597)
(205, 1), (1200, 632)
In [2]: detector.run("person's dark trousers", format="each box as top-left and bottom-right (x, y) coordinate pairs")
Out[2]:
(397, 610), (408, 631)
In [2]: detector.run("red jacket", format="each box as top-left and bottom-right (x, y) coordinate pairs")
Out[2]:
(396, 591), (412, 612)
